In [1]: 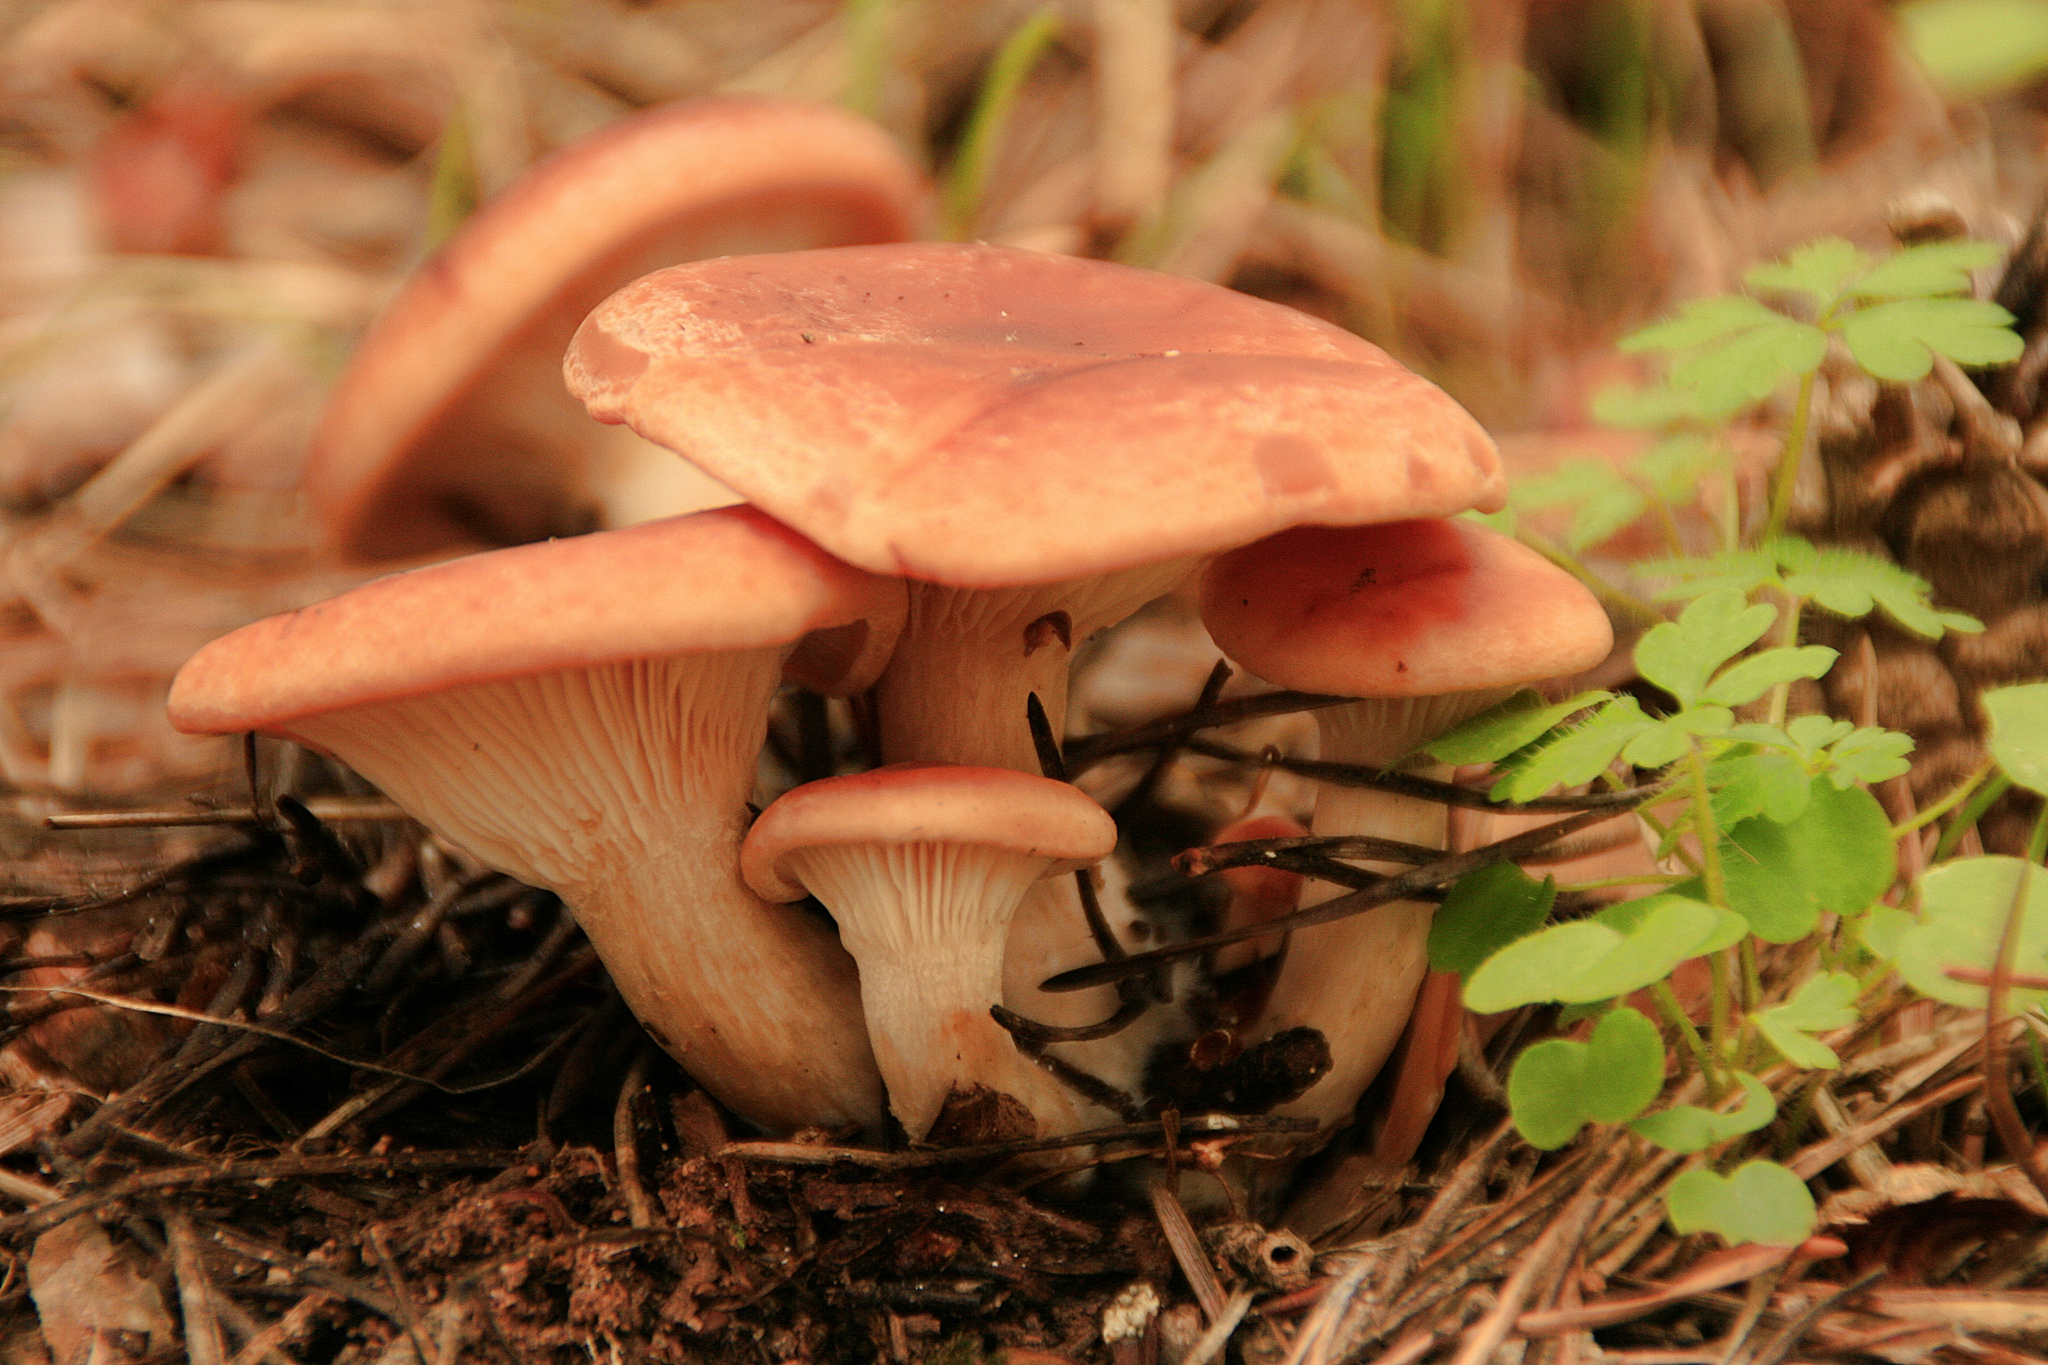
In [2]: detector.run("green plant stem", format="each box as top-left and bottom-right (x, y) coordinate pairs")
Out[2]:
(1636, 805), (1703, 875)
(842, 0), (892, 120)
(1706, 953), (1734, 1102)
(940, 6), (1062, 238)
(1555, 873), (1690, 893)
(1933, 772), (2014, 862)
(1763, 368), (1817, 542)
(1523, 531), (1667, 631)
(1687, 743), (1727, 907)
(1650, 979), (1718, 1090)
(1894, 755), (1998, 837)
(1739, 938), (1764, 1014)
(1765, 593), (1804, 727)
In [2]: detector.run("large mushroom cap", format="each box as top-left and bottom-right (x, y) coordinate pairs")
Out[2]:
(1199, 518), (1614, 697)
(564, 242), (1506, 586)
(169, 504), (905, 734)
(742, 763), (1118, 903)
(306, 96), (930, 562)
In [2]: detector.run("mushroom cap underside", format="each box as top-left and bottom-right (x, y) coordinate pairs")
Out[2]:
(168, 505), (906, 733)
(565, 243), (1506, 586)
(308, 95), (930, 561)
(740, 763), (1119, 904)
(1199, 518), (1615, 697)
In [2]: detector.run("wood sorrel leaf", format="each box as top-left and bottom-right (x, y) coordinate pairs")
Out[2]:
(1466, 898), (1722, 1010)
(1490, 695), (1655, 802)
(1840, 297), (2023, 381)
(1894, 857), (2048, 1009)
(1851, 240), (2002, 299)
(1753, 972), (1860, 1068)
(1743, 238), (1867, 307)
(1630, 1072), (1775, 1152)
(1507, 1007), (1665, 1149)
(1635, 589), (1776, 708)
(1427, 863), (1556, 980)
(1427, 689), (1610, 766)
(1718, 778), (1894, 941)
(1621, 295), (1786, 352)
(1982, 682), (2048, 797)
(1666, 1161), (1816, 1245)
(1701, 646), (1837, 707)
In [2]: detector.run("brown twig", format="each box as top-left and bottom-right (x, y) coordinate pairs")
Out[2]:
(1981, 849), (2048, 1207)
(1149, 1177), (1227, 1324)
(613, 1046), (660, 1230)
(1043, 808), (1630, 992)
(1062, 691), (1352, 772)
(1182, 739), (1673, 812)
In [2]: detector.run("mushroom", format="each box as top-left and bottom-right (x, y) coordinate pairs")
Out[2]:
(563, 241), (1507, 1054)
(740, 763), (1119, 1143)
(1198, 518), (1613, 1130)
(306, 95), (930, 561)
(167, 506), (905, 1133)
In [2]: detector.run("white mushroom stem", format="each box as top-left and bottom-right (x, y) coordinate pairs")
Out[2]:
(1252, 688), (1513, 1128)
(868, 562), (1195, 1058)
(287, 650), (885, 1134)
(774, 840), (1102, 1141)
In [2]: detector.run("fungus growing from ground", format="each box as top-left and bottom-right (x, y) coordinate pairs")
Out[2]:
(1199, 518), (1612, 1131)
(740, 763), (1119, 1143)
(168, 507), (906, 1133)
(307, 96), (929, 561)
(563, 241), (1507, 1063)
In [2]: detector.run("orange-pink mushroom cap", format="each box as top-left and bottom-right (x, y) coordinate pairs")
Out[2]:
(306, 95), (931, 562)
(1200, 519), (1614, 698)
(169, 505), (905, 733)
(565, 242), (1506, 587)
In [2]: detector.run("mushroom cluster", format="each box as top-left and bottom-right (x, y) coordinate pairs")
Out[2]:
(169, 206), (1613, 1151)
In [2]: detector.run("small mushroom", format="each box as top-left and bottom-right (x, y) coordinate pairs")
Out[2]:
(168, 506), (906, 1133)
(1199, 518), (1612, 1129)
(740, 763), (1119, 1142)
(307, 96), (930, 561)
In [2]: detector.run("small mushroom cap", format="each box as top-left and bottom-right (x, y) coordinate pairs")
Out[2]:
(565, 242), (1505, 586)
(307, 96), (930, 561)
(741, 764), (1119, 904)
(168, 506), (906, 734)
(1199, 519), (1614, 697)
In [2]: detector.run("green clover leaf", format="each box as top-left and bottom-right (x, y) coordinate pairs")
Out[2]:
(1427, 863), (1558, 980)
(1743, 238), (1867, 308)
(1718, 778), (1895, 941)
(1753, 972), (1860, 1068)
(1982, 682), (2048, 797)
(1851, 240), (2003, 299)
(1507, 1007), (1666, 1149)
(1490, 695), (1656, 802)
(1630, 1072), (1776, 1152)
(1893, 857), (2048, 1009)
(1635, 589), (1777, 708)
(1666, 1161), (1816, 1245)
(1840, 297), (2023, 381)
(1466, 896), (1723, 1011)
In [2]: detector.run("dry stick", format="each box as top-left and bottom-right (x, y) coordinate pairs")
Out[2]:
(1743, 1268), (1886, 1365)
(1176, 832), (1443, 876)
(1063, 691), (1350, 772)
(1984, 824), (2048, 1208)
(1713, 1257), (1791, 1365)
(44, 798), (411, 829)
(1027, 693), (1125, 964)
(168, 1213), (230, 1365)
(0, 1149), (522, 1239)
(366, 1225), (437, 1365)
(720, 1113), (1319, 1170)
(1183, 1290), (1255, 1365)
(1150, 1178), (1228, 1324)
(1445, 1155), (1615, 1365)
(1787, 1073), (1982, 1178)
(227, 1291), (334, 1365)
(1044, 808), (1630, 992)
(196, 1219), (400, 1319)
(1116, 660), (1232, 816)
(613, 1047), (660, 1230)
(1183, 739), (1671, 812)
